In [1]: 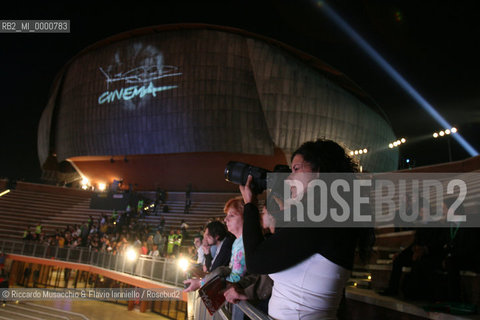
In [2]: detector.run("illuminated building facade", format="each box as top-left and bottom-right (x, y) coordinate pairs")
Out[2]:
(38, 24), (397, 191)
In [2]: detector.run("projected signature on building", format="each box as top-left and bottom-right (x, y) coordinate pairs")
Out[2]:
(98, 82), (178, 105)
(98, 45), (182, 106)
(99, 65), (182, 88)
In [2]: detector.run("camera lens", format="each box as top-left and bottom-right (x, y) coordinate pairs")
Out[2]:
(225, 161), (249, 185)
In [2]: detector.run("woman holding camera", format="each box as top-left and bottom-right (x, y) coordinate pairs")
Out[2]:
(240, 139), (373, 320)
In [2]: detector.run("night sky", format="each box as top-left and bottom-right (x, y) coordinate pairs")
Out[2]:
(1, 0), (479, 182)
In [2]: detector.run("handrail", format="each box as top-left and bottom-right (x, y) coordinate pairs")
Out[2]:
(0, 239), (187, 288)
(188, 290), (273, 320)
(1, 238), (273, 320)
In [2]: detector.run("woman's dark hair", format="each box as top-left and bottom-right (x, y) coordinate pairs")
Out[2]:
(293, 139), (373, 263)
(291, 139), (359, 173)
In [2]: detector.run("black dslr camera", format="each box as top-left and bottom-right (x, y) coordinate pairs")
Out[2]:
(224, 161), (290, 195)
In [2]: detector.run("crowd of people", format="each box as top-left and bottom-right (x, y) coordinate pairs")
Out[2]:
(19, 205), (235, 264)
(20, 211), (204, 259)
(14, 138), (479, 319)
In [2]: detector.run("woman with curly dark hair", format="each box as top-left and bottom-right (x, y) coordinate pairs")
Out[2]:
(240, 139), (374, 320)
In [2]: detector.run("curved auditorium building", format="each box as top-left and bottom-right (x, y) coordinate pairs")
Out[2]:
(38, 24), (398, 191)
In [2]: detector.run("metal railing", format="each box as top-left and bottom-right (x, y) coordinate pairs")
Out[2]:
(1, 239), (272, 320)
(188, 292), (273, 320)
(0, 239), (187, 287)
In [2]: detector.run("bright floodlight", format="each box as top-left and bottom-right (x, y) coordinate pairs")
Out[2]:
(451, 127), (457, 133)
(439, 131), (445, 136)
(98, 183), (107, 191)
(363, 148), (368, 153)
(359, 150), (363, 154)
(350, 151), (354, 156)
(354, 150), (358, 155)
(126, 248), (138, 261)
(389, 143), (394, 148)
(445, 129), (451, 135)
(433, 132), (439, 138)
(317, 1), (478, 156)
(178, 258), (190, 272)
(401, 138), (406, 143)
(81, 177), (89, 185)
